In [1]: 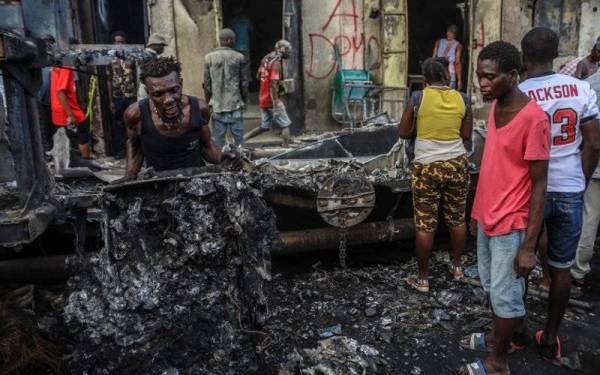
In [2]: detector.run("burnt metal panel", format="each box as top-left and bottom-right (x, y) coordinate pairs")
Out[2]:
(3, 73), (52, 208)
(0, 2), (24, 29)
(0, 203), (56, 246)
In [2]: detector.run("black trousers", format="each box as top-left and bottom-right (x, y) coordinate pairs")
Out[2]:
(112, 96), (136, 158)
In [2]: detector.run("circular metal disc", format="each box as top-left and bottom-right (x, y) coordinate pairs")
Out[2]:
(317, 172), (375, 228)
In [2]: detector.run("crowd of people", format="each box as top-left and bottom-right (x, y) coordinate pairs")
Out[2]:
(401, 27), (600, 375)
(39, 21), (600, 375)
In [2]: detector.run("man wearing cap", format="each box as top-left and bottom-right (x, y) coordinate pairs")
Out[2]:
(203, 29), (248, 149)
(137, 33), (169, 100)
(574, 37), (600, 80)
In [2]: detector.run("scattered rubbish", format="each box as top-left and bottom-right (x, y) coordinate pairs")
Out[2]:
(437, 290), (462, 307)
(279, 336), (388, 374)
(464, 264), (479, 279)
(365, 307), (378, 317)
(319, 324), (343, 338)
(433, 309), (450, 323)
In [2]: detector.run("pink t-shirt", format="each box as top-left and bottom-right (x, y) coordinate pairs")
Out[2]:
(471, 100), (550, 236)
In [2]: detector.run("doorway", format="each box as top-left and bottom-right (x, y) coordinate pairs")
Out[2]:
(222, 0), (283, 93)
(407, 0), (469, 92)
(93, 0), (147, 44)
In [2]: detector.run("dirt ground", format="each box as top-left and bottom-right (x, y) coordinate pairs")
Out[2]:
(264, 239), (600, 374)
(1, 237), (599, 374)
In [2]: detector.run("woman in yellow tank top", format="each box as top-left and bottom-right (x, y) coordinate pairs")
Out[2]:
(399, 58), (473, 293)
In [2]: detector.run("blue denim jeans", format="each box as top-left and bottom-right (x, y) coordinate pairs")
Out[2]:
(477, 224), (527, 319)
(545, 192), (584, 269)
(260, 102), (291, 130)
(213, 110), (244, 149)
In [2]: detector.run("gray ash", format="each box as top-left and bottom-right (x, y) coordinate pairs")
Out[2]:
(64, 173), (280, 374)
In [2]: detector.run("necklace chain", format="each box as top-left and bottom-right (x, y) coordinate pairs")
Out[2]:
(152, 103), (183, 130)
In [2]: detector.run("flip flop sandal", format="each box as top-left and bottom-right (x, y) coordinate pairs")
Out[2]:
(461, 359), (511, 375)
(450, 264), (464, 280)
(407, 276), (429, 293)
(460, 332), (523, 354)
(535, 330), (561, 361)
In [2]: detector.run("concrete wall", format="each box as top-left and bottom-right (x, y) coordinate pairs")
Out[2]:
(469, 0), (502, 115)
(301, 0), (382, 132)
(147, 0), (218, 99)
(578, 0), (600, 56)
(501, 0), (532, 47)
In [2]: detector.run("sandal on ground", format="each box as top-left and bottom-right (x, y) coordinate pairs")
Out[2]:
(459, 332), (524, 354)
(450, 264), (464, 280)
(460, 359), (510, 375)
(535, 330), (561, 361)
(407, 276), (429, 293)
(537, 280), (550, 293)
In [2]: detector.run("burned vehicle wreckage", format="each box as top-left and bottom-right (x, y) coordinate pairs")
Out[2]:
(0, 25), (488, 374)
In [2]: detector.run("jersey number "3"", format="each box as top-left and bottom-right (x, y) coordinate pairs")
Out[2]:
(550, 108), (578, 146)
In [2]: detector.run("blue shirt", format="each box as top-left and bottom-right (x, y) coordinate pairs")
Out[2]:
(229, 15), (252, 53)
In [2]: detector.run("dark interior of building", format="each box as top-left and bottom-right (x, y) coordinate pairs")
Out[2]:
(93, 0), (147, 44)
(408, 0), (469, 91)
(222, 0), (283, 92)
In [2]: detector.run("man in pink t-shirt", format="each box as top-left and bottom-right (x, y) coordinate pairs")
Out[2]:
(459, 41), (550, 375)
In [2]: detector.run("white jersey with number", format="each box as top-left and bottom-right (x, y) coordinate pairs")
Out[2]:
(520, 73), (600, 192)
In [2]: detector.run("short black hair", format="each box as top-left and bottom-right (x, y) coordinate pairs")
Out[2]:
(111, 30), (127, 41)
(139, 56), (182, 83)
(478, 41), (522, 73)
(521, 27), (559, 63)
(422, 57), (449, 83)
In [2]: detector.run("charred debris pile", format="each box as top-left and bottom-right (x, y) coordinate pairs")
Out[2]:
(64, 173), (279, 374)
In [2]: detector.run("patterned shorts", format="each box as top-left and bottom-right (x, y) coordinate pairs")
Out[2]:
(411, 155), (470, 233)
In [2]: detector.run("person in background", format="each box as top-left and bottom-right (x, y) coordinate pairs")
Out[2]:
(560, 36), (600, 79)
(109, 31), (137, 159)
(50, 64), (91, 159)
(204, 29), (248, 149)
(137, 33), (169, 100)
(570, 70), (600, 290)
(520, 28), (600, 362)
(228, 0), (253, 84)
(399, 57), (472, 293)
(574, 37), (600, 80)
(460, 41), (550, 375)
(244, 40), (292, 147)
(433, 25), (463, 90)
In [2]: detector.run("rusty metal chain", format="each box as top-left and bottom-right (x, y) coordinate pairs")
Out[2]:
(338, 228), (347, 268)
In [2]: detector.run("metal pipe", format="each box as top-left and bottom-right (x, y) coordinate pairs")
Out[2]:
(250, 147), (295, 159)
(0, 254), (70, 282)
(276, 218), (414, 255)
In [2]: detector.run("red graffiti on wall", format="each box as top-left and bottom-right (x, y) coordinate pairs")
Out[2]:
(305, 0), (380, 80)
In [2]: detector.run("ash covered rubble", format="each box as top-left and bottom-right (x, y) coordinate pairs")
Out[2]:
(63, 173), (279, 374)
(254, 159), (406, 194)
(259, 252), (498, 374)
